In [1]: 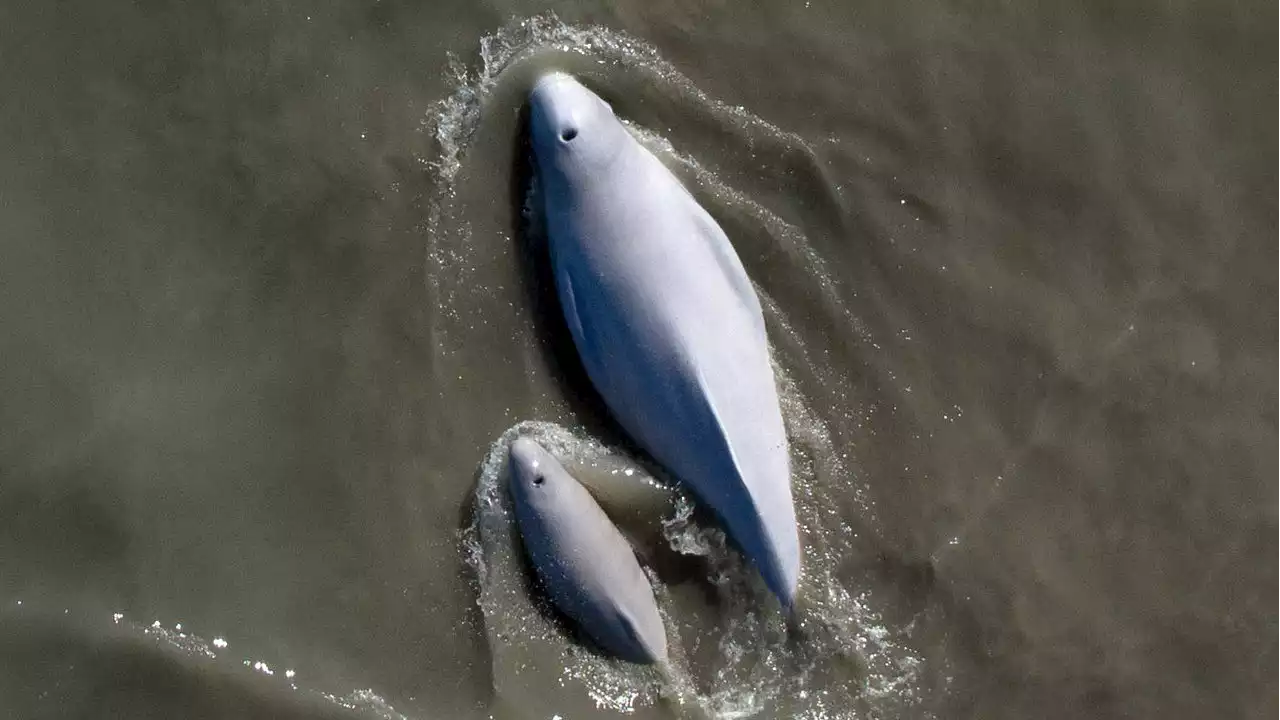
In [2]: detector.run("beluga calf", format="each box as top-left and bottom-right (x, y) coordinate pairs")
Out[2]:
(508, 436), (668, 664)
(527, 72), (800, 608)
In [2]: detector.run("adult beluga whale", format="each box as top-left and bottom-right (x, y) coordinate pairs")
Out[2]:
(527, 72), (800, 608)
(508, 436), (668, 664)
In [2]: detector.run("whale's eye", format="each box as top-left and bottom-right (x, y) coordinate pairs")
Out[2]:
(560, 127), (578, 142)
(532, 475), (545, 487)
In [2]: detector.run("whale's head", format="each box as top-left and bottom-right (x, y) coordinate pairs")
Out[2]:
(528, 73), (629, 188)
(508, 436), (571, 514)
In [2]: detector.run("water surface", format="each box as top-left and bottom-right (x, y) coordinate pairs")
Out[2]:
(0, 3), (1274, 719)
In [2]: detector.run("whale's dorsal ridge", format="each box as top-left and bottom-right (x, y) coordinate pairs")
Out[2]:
(687, 198), (765, 329)
(690, 359), (757, 502)
(558, 268), (585, 341)
(614, 603), (666, 664)
(557, 266), (603, 376)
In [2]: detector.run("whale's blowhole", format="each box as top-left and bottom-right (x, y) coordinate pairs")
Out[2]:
(560, 127), (578, 142)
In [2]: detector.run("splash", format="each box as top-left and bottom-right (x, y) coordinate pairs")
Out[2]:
(466, 411), (934, 719)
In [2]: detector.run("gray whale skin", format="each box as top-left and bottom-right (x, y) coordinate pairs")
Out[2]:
(508, 436), (668, 664)
(528, 72), (801, 608)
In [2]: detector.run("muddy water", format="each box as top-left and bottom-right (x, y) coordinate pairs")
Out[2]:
(0, 3), (1274, 720)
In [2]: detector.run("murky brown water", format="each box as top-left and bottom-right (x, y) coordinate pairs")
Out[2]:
(0, 2), (1274, 719)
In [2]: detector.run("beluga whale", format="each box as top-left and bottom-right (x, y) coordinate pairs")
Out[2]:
(508, 436), (668, 664)
(527, 72), (800, 608)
